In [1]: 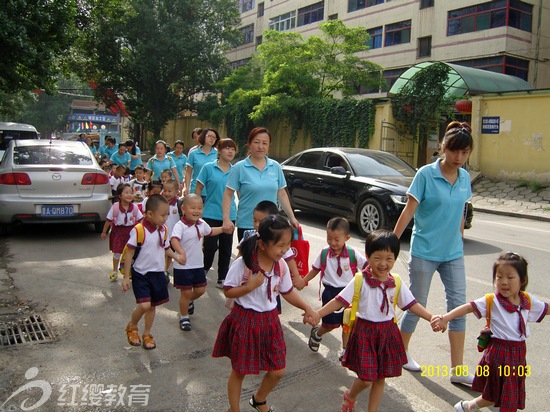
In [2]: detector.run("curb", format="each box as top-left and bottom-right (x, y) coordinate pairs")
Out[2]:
(473, 207), (550, 223)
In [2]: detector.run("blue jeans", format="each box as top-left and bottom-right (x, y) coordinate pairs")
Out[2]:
(400, 255), (466, 333)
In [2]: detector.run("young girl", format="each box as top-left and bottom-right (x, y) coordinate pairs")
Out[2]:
(314, 229), (439, 412)
(160, 169), (172, 185)
(139, 180), (163, 213)
(432, 252), (549, 412)
(101, 183), (143, 280)
(212, 215), (319, 412)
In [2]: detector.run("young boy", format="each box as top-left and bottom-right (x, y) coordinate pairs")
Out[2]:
(129, 165), (148, 203)
(160, 169), (172, 185)
(110, 165), (128, 203)
(170, 194), (224, 331)
(236, 200), (303, 311)
(296, 217), (367, 360)
(162, 179), (182, 283)
(121, 194), (185, 350)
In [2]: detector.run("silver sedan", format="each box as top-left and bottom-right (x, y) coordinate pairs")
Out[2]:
(0, 139), (111, 235)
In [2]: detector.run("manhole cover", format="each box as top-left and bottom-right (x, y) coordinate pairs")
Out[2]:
(0, 313), (54, 347)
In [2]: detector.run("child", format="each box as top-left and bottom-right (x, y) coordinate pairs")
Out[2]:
(432, 252), (549, 412)
(170, 194), (224, 331)
(212, 215), (320, 412)
(160, 168), (172, 185)
(297, 217), (366, 360)
(101, 183), (143, 280)
(238, 201), (302, 311)
(109, 165), (128, 203)
(129, 165), (148, 203)
(121, 194), (185, 350)
(162, 179), (182, 282)
(140, 180), (163, 213)
(313, 229), (439, 412)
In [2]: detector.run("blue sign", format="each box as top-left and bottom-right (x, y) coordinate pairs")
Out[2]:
(481, 116), (500, 134)
(67, 113), (118, 123)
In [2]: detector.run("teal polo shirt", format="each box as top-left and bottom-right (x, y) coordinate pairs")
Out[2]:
(129, 146), (142, 170)
(186, 146), (218, 196)
(110, 151), (131, 167)
(197, 160), (236, 221)
(100, 145), (117, 159)
(169, 151), (187, 183)
(146, 155), (177, 180)
(408, 159), (472, 262)
(226, 156), (287, 229)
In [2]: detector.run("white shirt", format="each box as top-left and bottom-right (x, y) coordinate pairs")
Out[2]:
(106, 203), (142, 226)
(165, 201), (180, 235)
(471, 293), (547, 341)
(337, 275), (416, 322)
(128, 223), (170, 275)
(225, 257), (292, 312)
(312, 246), (367, 288)
(171, 218), (212, 269)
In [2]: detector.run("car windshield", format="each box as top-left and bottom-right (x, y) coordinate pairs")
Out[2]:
(13, 145), (94, 166)
(346, 152), (416, 177)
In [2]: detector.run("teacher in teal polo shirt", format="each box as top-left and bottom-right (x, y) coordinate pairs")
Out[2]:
(222, 127), (298, 240)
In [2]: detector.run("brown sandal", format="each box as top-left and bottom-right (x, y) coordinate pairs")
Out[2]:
(125, 322), (141, 346)
(142, 333), (156, 350)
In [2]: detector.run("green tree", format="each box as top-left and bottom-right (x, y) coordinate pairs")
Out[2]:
(73, 0), (241, 143)
(0, 0), (77, 93)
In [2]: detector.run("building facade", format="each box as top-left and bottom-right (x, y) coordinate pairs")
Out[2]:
(227, 0), (550, 93)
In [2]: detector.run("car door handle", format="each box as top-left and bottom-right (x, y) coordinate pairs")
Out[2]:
(316, 177), (323, 182)
(287, 172), (294, 178)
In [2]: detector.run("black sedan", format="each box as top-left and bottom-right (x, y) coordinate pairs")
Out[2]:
(281, 147), (415, 237)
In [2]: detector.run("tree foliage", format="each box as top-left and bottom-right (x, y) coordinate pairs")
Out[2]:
(200, 20), (383, 152)
(73, 0), (241, 141)
(0, 0), (77, 93)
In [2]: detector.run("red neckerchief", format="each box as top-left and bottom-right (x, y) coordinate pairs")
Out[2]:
(181, 216), (202, 239)
(249, 248), (280, 302)
(118, 202), (134, 225)
(496, 292), (530, 338)
(363, 266), (396, 316)
(141, 219), (165, 246)
(169, 198), (178, 206)
(327, 246), (350, 277)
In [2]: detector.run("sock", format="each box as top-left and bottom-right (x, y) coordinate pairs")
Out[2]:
(180, 315), (189, 321)
(467, 400), (480, 410)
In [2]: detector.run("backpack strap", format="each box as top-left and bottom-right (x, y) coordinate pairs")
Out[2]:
(393, 273), (402, 324)
(349, 272), (363, 327)
(485, 293), (494, 328)
(112, 202), (120, 222)
(177, 198), (183, 219)
(347, 246), (357, 274)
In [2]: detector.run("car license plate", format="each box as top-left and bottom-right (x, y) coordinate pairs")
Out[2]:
(41, 205), (74, 217)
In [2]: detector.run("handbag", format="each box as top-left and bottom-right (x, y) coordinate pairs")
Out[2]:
(291, 226), (310, 279)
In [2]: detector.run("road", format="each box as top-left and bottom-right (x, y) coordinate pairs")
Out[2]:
(1, 211), (549, 411)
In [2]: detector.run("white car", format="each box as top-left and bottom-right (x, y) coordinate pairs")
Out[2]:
(0, 139), (111, 235)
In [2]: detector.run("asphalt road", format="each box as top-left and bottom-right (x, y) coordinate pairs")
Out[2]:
(1, 211), (549, 411)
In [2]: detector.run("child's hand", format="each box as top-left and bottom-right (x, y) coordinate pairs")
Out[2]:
(430, 315), (447, 333)
(100, 232), (107, 240)
(293, 276), (305, 291)
(302, 308), (320, 326)
(174, 252), (186, 266)
(121, 278), (131, 293)
(248, 271), (266, 290)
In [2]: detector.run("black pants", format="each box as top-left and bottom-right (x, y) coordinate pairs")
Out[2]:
(203, 218), (234, 282)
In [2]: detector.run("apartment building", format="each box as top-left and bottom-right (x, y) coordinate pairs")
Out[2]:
(226, 0), (550, 94)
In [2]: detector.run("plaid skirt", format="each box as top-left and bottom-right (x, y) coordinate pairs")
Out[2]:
(212, 304), (286, 375)
(471, 338), (526, 410)
(342, 318), (406, 381)
(109, 225), (133, 254)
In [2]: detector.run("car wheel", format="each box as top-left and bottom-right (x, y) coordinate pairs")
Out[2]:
(0, 223), (9, 237)
(357, 198), (386, 237)
(94, 221), (104, 234)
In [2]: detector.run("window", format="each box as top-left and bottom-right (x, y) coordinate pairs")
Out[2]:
(269, 11), (296, 32)
(328, 13), (338, 20)
(384, 20), (411, 46)
(418, 36), (432, 58)
(239, 0), (255, 13)
(240, 24), (254, 44)
(257, 2), (264, 17)
(366, 27), (382, 49)
(453, 56), (529, 81)
(298, 1), (324, 27)
(348, 0), (384, 13)
(420, 0), (434, 9)
(448, 0), (532, 36)
(295, 152), (322, 169)
(256, 35), (263, 46)
(229, 58), (251, 70)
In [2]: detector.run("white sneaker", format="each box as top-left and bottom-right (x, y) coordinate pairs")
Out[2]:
(450, 367), (474, 386)
(338, 348), (346, 362)
(454, 400), (468, 412)
(402, 351), (421, 371)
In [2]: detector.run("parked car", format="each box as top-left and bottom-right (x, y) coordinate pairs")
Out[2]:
(0, 139), (111, 236)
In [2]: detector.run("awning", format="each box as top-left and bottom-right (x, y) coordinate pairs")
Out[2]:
(388, 61), (533, 98)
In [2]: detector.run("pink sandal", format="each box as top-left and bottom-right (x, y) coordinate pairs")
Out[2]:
(342, 390), (356, 412)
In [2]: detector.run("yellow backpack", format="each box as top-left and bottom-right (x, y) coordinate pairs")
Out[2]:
(118, 223), (168, 275)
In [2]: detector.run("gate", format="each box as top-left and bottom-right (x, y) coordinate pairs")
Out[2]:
(380, 121), (415, 166)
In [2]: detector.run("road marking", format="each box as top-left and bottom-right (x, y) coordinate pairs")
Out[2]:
(466, 233), (550, 254)
(476, 218), (550, 233)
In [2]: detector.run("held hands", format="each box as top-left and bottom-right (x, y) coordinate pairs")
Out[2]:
(302, 309), (320, 327)
(222, 219), (235, 234)
(430, 315), (447, 333)
(293, 275), (306, 291)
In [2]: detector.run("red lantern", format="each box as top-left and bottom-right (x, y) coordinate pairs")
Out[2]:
(455, 99), (472, 114)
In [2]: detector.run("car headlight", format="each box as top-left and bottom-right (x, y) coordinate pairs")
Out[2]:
(390, 195), (407, 205)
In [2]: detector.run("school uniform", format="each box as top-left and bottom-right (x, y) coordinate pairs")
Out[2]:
(168, 151), (187, 184)
(312, 246), (367, 329)
(128, 219), (171, 306)
(109, 151), (131, 167)
(128, 146), (142, 171)
(470, 292), (548, 410)
(109, 175), (128, 193)
(165, 198), (181, 236)
(106, 202), (142, 253)
(336, 269), (417, 381)
(171, 217), (212, 289)
(212, 256), (292, 375)
(129, 179), (148, 203)
(146, 155), (177, 181)
(186, 146), (218, 195)
(226, 156), (286, 230)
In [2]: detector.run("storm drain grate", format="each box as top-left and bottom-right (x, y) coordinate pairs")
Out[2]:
(0, 313), (54, 347)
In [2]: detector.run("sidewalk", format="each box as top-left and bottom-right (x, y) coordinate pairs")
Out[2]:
(470, 172), (550, 222)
